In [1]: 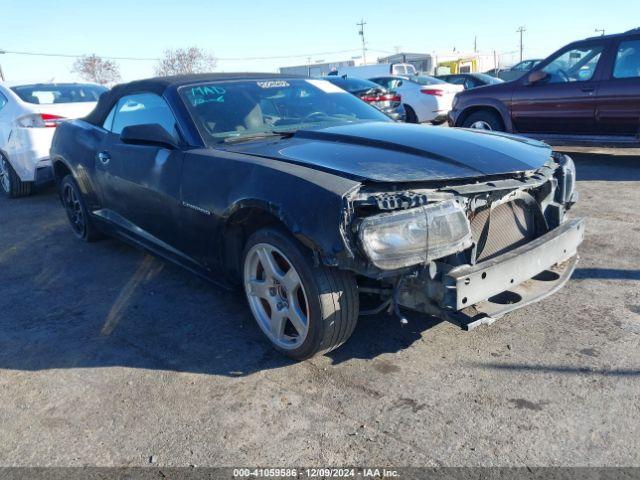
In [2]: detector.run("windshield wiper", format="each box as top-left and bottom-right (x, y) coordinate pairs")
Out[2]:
(222, 130), (296, 144)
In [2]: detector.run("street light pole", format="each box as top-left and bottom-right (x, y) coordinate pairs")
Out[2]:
(0, 49), (5, 81)
(516, 26), (526, 63)
(357, 19), (367, 65)
(595, 28), (605, 36)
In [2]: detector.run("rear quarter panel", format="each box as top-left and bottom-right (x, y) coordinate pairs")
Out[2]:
(50, 120), (107, 208)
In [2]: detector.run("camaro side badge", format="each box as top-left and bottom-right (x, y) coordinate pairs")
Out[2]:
(182, 202), (212, 216)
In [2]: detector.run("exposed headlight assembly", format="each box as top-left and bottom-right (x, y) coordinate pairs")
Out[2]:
(557, 154), (577, 204)
(359, 200), (473, 270)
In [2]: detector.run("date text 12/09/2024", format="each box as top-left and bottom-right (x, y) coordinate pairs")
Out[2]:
(233, 468), (400, 478)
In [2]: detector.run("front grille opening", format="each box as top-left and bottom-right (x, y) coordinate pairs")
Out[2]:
(471, 199), (541, 262)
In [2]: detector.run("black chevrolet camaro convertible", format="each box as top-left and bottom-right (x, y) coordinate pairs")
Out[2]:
(51, 73), (584, 359)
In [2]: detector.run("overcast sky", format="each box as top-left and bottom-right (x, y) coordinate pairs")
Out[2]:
(1, 0), (637, 82)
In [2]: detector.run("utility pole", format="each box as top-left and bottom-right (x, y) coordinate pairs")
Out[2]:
(357, 19), (367, 65)
(516, 26), (526, 62)
(474, 35), (478, 53)
(307, 56), (311, 77)
(595, 28), (605, 36)
(0, 49), (5, 81)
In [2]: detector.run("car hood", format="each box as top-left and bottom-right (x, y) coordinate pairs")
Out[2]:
(221, 122), (552, 183)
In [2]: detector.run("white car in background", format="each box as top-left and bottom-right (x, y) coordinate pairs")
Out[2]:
(369, 75), (463, 124)
(0, 82), (107, 197)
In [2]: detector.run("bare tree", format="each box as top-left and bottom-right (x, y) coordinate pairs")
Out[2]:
(155, 47), (217, 76)
(72, 54), (121, 85)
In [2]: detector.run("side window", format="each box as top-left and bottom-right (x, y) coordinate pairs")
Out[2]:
(0, 91), (7, 112)
(110, 93), (179, 140)
(388, 78), (403, 90)
(542, 45), (604, 83)
(102, 105), (116, 131)
(613, 39), (640, 79)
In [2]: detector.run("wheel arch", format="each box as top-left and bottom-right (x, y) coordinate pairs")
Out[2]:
(220, 200), (324, 281)
(51, 155), (102, 209)
(456, 101), (513, 131)
(52, 156), (72, 185)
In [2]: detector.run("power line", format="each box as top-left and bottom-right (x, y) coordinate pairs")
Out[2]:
(0, 47), (374, 63)
(0, 49), (158, 61)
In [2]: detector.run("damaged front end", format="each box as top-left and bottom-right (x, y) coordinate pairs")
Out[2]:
(347, 153), (584, 329)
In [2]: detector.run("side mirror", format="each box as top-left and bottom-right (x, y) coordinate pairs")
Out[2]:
(397, 80), (403, 87)
(120, 123), (178, 149)
(527, 70), (548, 85)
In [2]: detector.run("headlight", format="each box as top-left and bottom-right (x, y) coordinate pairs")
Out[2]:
(557, 154), (577, 204)
(359, 200), (473, 270)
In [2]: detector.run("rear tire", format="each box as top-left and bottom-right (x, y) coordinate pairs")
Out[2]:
(404, 104), (419, 124)
(0, 155), (32, 198)
(242, 227), (359, 360)
(60, 174), (103, 242)
(461, 110), (504, 131)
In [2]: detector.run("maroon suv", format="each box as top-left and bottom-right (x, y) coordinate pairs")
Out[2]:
(449, 28), (640, 143)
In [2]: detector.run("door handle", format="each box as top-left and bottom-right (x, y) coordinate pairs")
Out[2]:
(97, 151), (111, 165)
(581, 87), (595, 94)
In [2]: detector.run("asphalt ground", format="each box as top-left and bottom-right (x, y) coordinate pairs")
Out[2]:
(0, 148), (638, 467)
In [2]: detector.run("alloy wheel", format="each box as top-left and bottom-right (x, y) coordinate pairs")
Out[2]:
(244, 243), (310, 350)
(63, 184), (85, 237)
(469, 120), (493, 130)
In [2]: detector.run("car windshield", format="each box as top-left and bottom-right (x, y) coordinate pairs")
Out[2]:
(323, 77), (383, 93)
(180, 78), (391, 145)
(408, 75), (446, 85)
(11, 83), (107, 104)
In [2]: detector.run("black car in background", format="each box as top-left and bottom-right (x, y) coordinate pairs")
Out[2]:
(323, 76), (406, 121)
(437, 73), (504, 90)
(484, 59), (543, 81)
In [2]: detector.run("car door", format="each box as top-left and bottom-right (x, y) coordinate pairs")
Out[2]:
(510, 42), (606, 135)
(94, 92), (186, 252)
(595, 36), (640, 136)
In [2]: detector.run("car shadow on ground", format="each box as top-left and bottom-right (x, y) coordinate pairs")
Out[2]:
(569, 152), (640, 181)
(0, 211), (443, 377)
(471, 362), (640, 377)
(573, 268), (640, 281)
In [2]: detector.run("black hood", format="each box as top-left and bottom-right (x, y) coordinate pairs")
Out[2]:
(221, 122), (552, 183)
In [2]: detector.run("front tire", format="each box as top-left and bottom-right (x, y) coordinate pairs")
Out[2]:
(242, 227), (359, 360)
(0, 155), (32, 198)
(461, 110), (504, 131)
(60, 174), (103, 242)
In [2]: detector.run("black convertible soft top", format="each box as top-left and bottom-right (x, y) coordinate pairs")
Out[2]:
(84, 72), (299, 126)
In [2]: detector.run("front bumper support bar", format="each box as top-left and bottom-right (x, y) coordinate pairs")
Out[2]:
(444, 218), (585, 310)
(397, 218), (585, 330)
